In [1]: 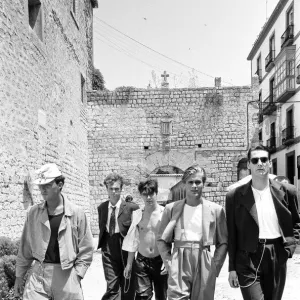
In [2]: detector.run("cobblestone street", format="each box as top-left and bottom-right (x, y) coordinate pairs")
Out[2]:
(82, 244), (300, 300)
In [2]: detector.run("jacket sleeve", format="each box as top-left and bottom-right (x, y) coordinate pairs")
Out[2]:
(213, 206), (228, 276)
(74, 209), (94, 279)
(16, 209), (34, 278)
(157, 205), (173, 268)
(225, 190), (237, 272)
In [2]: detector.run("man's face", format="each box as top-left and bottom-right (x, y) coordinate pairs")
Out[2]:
(141, 191), (157, 207)
(247, 150), (271, 178)
(185, 172), (204, 199)
(38, 180), (61, 201)
(107, 180), (122, 204)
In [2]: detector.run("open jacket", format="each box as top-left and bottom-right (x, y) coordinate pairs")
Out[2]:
(157, 198), (228, 277)
(16, 197), (94, 279)
(226, 179), (300, 272)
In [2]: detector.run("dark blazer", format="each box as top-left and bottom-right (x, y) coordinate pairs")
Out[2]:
(226, 179), (300, 272)
(97, 200), (139, 249)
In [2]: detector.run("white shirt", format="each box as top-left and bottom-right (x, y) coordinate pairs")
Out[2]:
(106, 199), (121, 233)
(174, 203), (202, 241)
(251, 186), (281, 239)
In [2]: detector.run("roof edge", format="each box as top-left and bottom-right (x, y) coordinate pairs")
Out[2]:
(247, 0), (289, 61)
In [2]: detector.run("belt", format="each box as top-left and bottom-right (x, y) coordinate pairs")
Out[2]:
(258, 237), (283, 244)
(137, 252), (162, 261)
(174, 241), (210, 250)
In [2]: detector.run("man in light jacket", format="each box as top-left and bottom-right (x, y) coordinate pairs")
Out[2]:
(157, 164), (228, 300)
(14, 163), (94, 300)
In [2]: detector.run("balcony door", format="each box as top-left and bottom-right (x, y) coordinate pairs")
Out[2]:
(287, 108), (293, 128)
(270, 78), (275, 102)
(270, 35), (275, 57)
(271, 122), (275, 137)
(287, 6), (294, 26)
(286, 151), (295, 184)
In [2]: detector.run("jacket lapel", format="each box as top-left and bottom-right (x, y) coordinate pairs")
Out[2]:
(102, 201), (109, 229)
(241, 181), (259, 226)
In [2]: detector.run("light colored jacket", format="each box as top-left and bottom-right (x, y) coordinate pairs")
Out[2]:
(157, 198), (228, 277)
(122, 206), (164, 252)
(16, 197), (94, 279)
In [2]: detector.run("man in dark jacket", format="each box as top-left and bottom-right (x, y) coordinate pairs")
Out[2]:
(226, 145), (300, 300)
(97, 173), (139, 300)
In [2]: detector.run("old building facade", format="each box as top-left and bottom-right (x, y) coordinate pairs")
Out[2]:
(247, 0), (300, 186)
(87, 84), (259, 234)
(0, 0), (98, 238)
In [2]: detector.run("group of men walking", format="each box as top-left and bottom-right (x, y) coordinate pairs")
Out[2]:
(14, 145), (300, 300)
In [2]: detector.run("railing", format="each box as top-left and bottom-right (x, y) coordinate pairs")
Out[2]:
(265, 50), (275, 70)
(255, 68), (262, 83)
(281, 24), (294, 47)
(262, 95), (276, 115)
(267, 136), (276, 149)
(282, 126), (294, 144)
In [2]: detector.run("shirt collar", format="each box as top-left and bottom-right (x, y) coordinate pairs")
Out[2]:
(108, 199), (121, 209)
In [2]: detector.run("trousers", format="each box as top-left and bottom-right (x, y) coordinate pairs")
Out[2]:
(134, 252), (168, 300)
(101, 233), (135, 300)
(237, 238), (288, 300)
(167, 241), (217, 300)
(23, 261), (83, 300)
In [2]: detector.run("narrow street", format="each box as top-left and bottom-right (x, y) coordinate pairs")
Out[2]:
(82, 244), (300, 300)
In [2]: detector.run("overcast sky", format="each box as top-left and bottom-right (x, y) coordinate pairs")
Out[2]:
(93, 0), (279, 90)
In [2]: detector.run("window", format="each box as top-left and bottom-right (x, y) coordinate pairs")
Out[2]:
(256, 55), (262, 81)
(286, 151), (295, 184)
(270, 78), (275, 102)
(28, 0), (42, 41)
(258, 129), (262, 142)
(286, 6), (293, 26)
(297, 64), (300, 84)
(81, 74), (85, 104)
(161, 121), (171, 135)
(272, 158), (277, 175)
(72, 0), (76, 14)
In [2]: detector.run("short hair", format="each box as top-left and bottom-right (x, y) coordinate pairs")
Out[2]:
(138, 179), (158, 195)
(247, 145), (271, 161)
(104, 173), (124, 189)
(125, 195), (133, 202)
(182, 164), (206, 184)
(274, 175), (290, 184)
(54, 175), (65, 191)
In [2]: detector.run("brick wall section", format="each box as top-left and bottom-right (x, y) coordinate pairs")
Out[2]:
(87, 85), (259, 234)
(0, 0), (95, 239)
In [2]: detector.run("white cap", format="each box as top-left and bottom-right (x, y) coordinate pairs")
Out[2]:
(33, 163), (62, 185)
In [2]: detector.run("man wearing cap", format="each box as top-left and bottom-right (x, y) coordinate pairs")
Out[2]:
(14, 163), (94, 300)
(97, 172), (139, 300)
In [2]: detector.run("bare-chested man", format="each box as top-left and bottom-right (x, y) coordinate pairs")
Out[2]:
(122, 179), (168, 300)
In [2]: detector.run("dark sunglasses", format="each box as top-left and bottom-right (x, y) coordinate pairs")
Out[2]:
(187, 180), (202, 185)
(250, 157), (269, 164)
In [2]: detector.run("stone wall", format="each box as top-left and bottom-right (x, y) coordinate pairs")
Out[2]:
(0, 0), (96, 238)
(87, 85), (259, 234)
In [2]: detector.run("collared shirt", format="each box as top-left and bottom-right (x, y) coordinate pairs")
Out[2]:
(251, 185), (281, 239)
(122, 206), (164, 252)
(106, 199), (121, 233)
(16, 197), (94, 279)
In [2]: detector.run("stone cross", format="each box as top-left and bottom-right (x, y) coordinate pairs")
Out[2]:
(161, 71), (169, 88)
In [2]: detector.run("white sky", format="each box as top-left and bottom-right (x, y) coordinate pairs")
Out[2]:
(93, 0), (279, 90)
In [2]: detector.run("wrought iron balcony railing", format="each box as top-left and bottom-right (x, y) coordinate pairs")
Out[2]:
(282, 126), (294, 145)
(281, 24), (294, 48)
(265, 50), (275, 71)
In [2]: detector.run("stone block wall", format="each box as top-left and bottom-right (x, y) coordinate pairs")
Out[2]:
(0, 0), (95, 238)
(87, 86), (259, 234)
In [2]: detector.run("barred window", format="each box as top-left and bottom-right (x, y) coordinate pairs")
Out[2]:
(161, 121), (171, 135)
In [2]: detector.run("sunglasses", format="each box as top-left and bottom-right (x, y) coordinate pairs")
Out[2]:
(187, 180), (203, 185)
(250, 157), (269, 164)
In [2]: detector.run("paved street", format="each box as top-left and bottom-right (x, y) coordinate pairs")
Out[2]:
(82, 242), (300, 300)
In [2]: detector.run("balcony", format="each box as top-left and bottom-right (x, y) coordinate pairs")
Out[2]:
(262, 95), (276, 115)
(267, 136), (276, 153)
(255, 68), (262, 83)
(281, 24), (294, 48)
(258, 112), (263, 124)
(282, 126), (294, 145)
(265, 50), (275, 72)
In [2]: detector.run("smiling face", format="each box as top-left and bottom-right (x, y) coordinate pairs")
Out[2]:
(185, 171), (204, 200)
(38, 180), (61, 202)
(247, 149), (272, 179)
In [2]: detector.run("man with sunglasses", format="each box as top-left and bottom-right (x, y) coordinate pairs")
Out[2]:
(157, 164), (228, 300)
(226, 145), (300, 300)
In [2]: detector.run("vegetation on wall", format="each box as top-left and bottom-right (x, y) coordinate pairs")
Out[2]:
(92, 68), (106, 91)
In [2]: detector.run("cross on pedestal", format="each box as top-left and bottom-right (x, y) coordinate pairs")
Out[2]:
(161, 71), (169, 89)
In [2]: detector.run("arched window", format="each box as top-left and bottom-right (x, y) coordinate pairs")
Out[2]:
(237, 158), (250, 180)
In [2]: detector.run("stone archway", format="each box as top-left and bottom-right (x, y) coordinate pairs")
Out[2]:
(237, 157), (250, 180)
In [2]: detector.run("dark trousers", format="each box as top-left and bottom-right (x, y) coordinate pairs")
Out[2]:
(101, 233), (135, 300)
(237, 238), (288, 300)
(134, 252), (168, 300)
